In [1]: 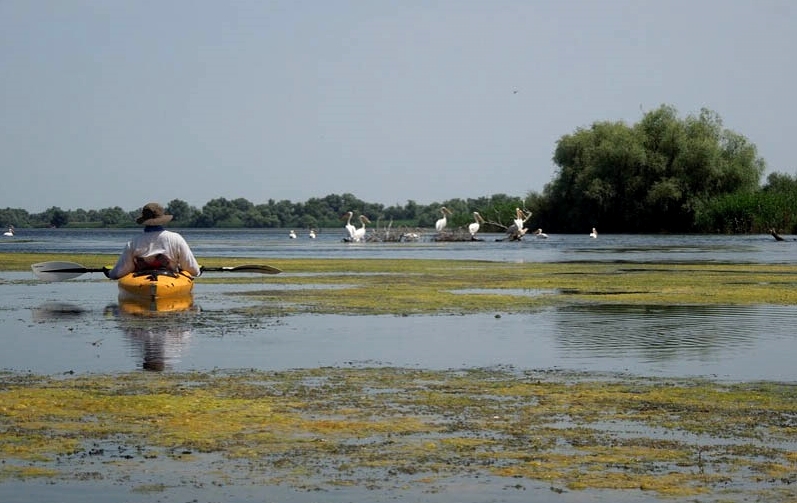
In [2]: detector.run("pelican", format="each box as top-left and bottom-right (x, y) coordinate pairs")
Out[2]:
(513, 208), (526, 233)
(309, 229), (317, 239)
(3, 227), (13, 237)
(341, 211), (356, 240)
(435, 207), (452, 232)
(352, 215), (371, 242)
(289, 230), (297, 239)
(468, 212), (485, 239)
(589, 227), (598, 238)
(534, 228), (548, 239)
(505, 208), (530, 240)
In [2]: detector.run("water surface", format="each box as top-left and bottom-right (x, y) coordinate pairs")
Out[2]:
(1, 264), (795, 380)
(2, 229), (796, 503)
(3, 227), (795, 263)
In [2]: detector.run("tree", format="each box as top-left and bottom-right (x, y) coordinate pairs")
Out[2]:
(0, 207), (31, 228)
(540, 105), (765, 233)
(50, 208), (69, 228)
(166, 199), (198, 224)
(98, 206), (128, 226)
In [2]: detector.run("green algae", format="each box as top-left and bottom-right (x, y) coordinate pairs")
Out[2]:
(6, 253), (797, 314)
(0, 369), (794, 499)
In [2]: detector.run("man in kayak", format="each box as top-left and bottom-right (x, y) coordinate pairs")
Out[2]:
(105, 202), (201, 279)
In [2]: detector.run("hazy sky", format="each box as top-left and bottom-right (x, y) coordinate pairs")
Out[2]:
(1, 0), (794, 213)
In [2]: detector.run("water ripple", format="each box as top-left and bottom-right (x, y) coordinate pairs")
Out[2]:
(551, 304), (796, 365)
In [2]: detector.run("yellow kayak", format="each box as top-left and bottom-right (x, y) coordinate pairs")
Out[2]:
(117, 269), (195, 301)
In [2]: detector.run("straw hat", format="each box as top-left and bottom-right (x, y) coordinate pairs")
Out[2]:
(135, 202), (174, 225)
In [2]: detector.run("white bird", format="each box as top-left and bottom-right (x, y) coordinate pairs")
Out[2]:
(435, 207), (452, 232)
(289, 230), (297, 239)
(341, 211), (356, 240)
(513, 208), (526, 233)
(3, 227), (13, 237)
(534, 228), (548, 239)
(589, 227), (598, 238)
(468, 212), (485, 238)
(505, 208), (530, 240)
(309, 229), (317, 239)
(352, 215), (371, 242)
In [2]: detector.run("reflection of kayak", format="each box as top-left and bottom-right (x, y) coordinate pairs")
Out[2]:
(118, 270), (195, 301)
(118, 294), (194, 315)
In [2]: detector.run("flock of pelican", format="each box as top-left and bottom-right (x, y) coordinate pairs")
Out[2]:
(287, 208), (599, 243)
(341, 211), (371, 242)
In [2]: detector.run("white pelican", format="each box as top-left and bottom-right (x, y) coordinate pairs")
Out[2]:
(513, 208), (525, 233)
(341, 211), (356, 240)
(435, 207), (452, 232)
(309, 229), (317, 239)
(468, 212), (485, 238)
(3, 227), (13, 237)
(289, 230), (297, 239)
(589, 227), (598, 238)
(352, 215), (371, 242)
(534, 228), (548, 239)
(505, 208), (530, 240)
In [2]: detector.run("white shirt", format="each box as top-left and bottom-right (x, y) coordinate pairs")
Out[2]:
(109, 227), (200, 279)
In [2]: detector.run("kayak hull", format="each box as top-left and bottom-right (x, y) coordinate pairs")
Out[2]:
(117, 270), (195, 300)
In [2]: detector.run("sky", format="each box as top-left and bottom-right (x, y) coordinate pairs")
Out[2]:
(1, 0), (795, 213)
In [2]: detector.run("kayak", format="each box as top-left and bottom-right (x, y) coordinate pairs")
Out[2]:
(117, 269), (195, 301)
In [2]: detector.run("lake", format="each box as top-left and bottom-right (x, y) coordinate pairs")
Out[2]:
(1, 228), (795, 381)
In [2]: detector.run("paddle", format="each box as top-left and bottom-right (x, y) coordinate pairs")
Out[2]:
(200, 264), (282, 275)
(31, 261), (281, 282)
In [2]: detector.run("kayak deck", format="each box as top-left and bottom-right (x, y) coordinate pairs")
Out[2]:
(117, 269), (195, 300)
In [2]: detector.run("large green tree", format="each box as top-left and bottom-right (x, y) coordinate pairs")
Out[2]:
(538, 105), (765, 233)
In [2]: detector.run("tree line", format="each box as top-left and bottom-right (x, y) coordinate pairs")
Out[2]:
(3, 105), (795, 234)
(0, 193), (531, 233)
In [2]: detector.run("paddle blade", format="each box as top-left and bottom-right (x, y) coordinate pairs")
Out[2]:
(31, 261), (92, 281)
(201, 264), (282, 275)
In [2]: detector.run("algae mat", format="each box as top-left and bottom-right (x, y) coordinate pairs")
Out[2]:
(6, 253), (797, 314)
(1, 368), (795, 502)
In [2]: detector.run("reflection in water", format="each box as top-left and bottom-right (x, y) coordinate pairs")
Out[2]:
(30, 302), (87, 322)
(551, 304), (791, 364)
(105, 295), (199, 372)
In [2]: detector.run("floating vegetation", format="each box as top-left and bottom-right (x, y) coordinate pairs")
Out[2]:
(5, 253), (797, 315)
(0, 368), (795, 500)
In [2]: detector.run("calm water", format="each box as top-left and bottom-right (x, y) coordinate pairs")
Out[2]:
(1, 228), (795, 381)
(2, 227), (796, 263)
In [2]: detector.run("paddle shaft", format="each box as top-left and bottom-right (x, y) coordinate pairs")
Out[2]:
(32, 261), (281, 281)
